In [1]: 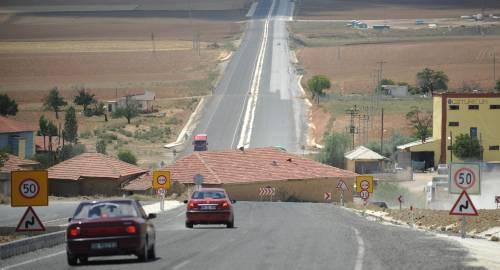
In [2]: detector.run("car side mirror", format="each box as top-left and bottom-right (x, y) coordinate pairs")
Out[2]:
(183, 200), (188, 204)
(148, 213), (157, 219)
(231, 200), (237, 204)
(68, 217), (72, 222)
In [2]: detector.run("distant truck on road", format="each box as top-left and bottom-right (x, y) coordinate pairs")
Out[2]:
(193, 134), (208, 151)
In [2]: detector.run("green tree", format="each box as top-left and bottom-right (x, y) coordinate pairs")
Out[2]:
(112, 96), (139, 124)
(38, 115), (49, 151)
(59, 144), (86, 161)
(93, 102), (108, 122)
(452, 134), (481, 161)
(43, 87), (67, 119)
(96, 139), (107, 154)
(406, 106), (432, 143)
(73, 87), (96, 114)
(0, 93), (18, 116)
(317, 133), (351, 169)
(379, 78), (395, 89)
(118, 149), (137, 165)
(307, 75), (331, 104)
(495, 80), (500, 92)
(0, 150), (8, 167)
(63, 106), (78, 144)
(416, 68), (449, 94)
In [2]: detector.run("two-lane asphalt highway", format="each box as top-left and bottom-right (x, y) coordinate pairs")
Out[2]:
(186, 0), (307, 155)
(0, 202), (484, 270)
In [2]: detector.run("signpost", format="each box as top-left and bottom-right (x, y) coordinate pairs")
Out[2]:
(11, 171), (48, 207)
(193, 174), (204, 190)
(398, 195), (403, 210)
(11, 170), (48, 232)
(449, 163), (480, 195)
(336, 180), (349, 206)
(324, 192), (332, 201)
(449, 190), (478, 238)
(15, 207), (45, 232)
(153, 170), (171, 211)
(259, 186), (276, 201)
(496, 196), (500, 209)
(356, 176), (373, 215)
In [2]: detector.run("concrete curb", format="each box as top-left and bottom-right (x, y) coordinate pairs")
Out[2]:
(0, 230), (65, 259)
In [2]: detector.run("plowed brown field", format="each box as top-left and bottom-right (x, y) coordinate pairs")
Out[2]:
(298, 38), (500, 93)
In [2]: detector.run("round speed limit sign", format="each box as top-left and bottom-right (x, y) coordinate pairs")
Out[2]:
(157, 175), (167, 185)
(19, 179), (40, 199)
(453, 168), (476, 190)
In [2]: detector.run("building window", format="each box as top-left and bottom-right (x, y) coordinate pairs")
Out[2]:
(470, 127), (477, 138)
(468, 105), (479, 110)
(449, 105), (459, 110)
(490, 145), (500, 151)
(449, 122), (459, 127)
(490, 105), (500, 109)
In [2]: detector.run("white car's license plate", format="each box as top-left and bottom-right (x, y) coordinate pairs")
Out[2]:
(91, 241), (117, 250)
(200, 205), (217, 210)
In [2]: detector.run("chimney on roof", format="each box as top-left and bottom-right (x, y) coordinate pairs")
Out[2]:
(239, 146), (245, 152)
(286, 158), (292, 162)
(272, 160), (278, 166)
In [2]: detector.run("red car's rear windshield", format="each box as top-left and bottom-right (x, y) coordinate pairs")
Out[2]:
(192, 191), (226, 199)
(72, 202), (138, 219)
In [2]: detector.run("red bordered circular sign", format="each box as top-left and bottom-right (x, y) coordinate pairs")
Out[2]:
(453, 167), (476, 190)
(19, 178), (40, 199)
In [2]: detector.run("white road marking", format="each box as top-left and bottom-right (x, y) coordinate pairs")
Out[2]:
(237, 0), (276, 149)
(1, 250), (65, 270)
(353, 228), (365, 270)
(171, 260), (191, 270)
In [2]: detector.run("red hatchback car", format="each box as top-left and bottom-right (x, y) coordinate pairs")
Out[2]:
(66, 199), (156, 265)
(184, 188), (235, 228)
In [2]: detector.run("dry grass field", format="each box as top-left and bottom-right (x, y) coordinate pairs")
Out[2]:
(297, 0), (500, 20)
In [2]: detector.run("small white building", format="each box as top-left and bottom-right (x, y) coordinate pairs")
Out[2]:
(107, 91), (156, 113)
(382, 85), (408, 97)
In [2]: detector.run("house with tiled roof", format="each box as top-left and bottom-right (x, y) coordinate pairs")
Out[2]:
(147, 147), (357, 202)
(0, 154), (40, 195)
(344, 146), (386, 174)
(0, 116), (36, 159)
(48, 152), (147, 196)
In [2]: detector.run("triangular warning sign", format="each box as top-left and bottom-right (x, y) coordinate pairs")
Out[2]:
(336, 180), (350, 192)
(449, 190), (478, 216)
(16, 206), (45, 232)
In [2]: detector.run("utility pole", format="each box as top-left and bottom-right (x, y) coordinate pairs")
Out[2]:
(380, 108), (384, 153)
(494, 52), (496, 83)
(376, 61), (387, 110)
(151, 32), (156, 54)
(345, 105), (360, 149)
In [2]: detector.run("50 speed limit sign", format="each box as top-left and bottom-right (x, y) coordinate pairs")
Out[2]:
(449, 163), (480, 195)
(11, 170), (48, 207)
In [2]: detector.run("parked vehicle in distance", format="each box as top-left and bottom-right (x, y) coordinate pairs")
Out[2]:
(193, 133), (208, 151)
(184, 188), (235, 228)
(66, 199), (156, 265)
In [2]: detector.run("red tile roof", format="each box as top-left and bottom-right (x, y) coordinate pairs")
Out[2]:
(0, 154), (39, 173)
(0, 116), (35, 133)
(123, 172), (152, 191)
(48, 153), (147, 181)
(165, 147), (357, 185)
(35, 136), (62, 152)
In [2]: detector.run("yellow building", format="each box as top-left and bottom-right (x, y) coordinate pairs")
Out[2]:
(398, 92), (500, 167)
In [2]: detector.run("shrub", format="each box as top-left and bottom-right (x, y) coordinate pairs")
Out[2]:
(59, 144), (86, 161)
(117, 149), (137, 165)
(80, 131), (92, 139)
(96, 139), (107, 154)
